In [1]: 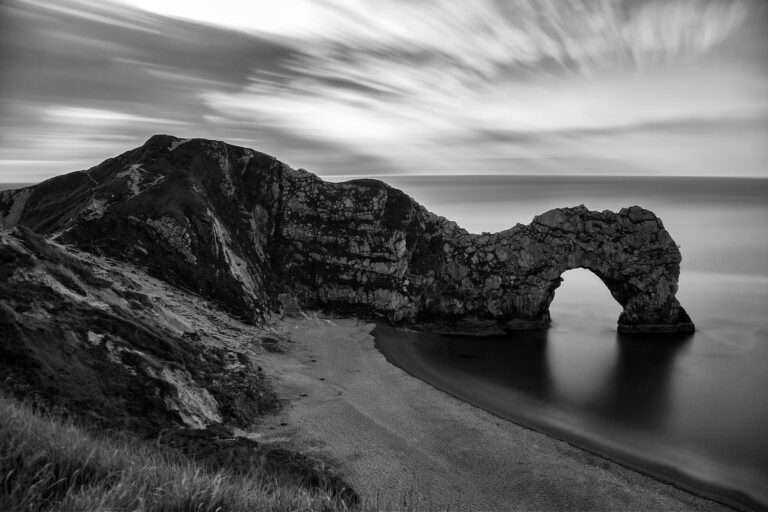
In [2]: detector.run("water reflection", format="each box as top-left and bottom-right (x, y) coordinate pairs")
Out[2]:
(375, 327), (554, 402)
(374, 322), (765, 509)
(587, 332), (693, 429)
(446, 331), (553, 400)
(372, 177), (768, 508)
(378, 325), (693, 433)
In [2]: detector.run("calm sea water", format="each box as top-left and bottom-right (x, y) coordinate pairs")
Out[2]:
(374, 176), (768, 511)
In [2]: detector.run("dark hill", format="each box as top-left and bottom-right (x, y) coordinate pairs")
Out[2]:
(0, 226), (357, 506)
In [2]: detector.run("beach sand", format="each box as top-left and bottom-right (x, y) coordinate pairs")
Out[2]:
(259, 316), (729, 511)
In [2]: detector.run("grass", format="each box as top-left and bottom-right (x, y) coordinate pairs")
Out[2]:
(0, 396), (356, 512)
(0, 396), (447, 512)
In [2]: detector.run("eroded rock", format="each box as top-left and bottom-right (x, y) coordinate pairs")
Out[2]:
(0, 134), (693, 334)
(0, 227), (278, 434)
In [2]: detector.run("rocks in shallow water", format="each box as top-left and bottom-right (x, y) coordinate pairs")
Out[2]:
(0, 134), (693, 334)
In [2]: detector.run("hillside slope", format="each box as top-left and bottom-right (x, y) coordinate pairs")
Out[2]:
(0, 227), (357, 507)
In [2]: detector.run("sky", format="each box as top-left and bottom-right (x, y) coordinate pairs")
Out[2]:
(1, 0), (767, 183)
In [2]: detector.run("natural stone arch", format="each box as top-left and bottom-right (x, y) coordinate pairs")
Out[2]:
(0, 135), (694, 335)
(541, 263), (688, 334)
(528, 207), (694, 333)
(422, 205), (695, 334)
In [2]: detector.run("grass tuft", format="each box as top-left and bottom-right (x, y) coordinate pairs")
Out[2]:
(0, 396), (356, 512)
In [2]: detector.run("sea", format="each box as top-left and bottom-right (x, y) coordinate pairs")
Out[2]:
(0, 183), (34, 192)
(373, 175), (768, 511)
(3, 176), (767, 509)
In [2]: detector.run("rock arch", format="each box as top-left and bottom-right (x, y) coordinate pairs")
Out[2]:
(534, 206), (693, 333)
(414, 205), (695, 334)
(0, 135), (694, 335)
(272, 171), (694, 334)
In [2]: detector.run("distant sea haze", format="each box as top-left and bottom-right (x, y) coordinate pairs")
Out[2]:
(375, 175), (768, 277)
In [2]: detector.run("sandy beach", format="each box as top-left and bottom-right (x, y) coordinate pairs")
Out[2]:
(259, 316), (729, 511)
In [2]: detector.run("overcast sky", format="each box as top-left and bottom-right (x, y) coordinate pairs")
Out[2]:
(1, 0), (767, 182)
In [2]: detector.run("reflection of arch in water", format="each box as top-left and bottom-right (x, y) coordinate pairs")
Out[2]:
(587, 332), (693, 429)
(545, 268), (623, 406)
(374, 325), (554, 403)
(545, 269), (693, 430)
(421, 330), (554, 401)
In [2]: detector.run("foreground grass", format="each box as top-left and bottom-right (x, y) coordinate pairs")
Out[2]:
(0, 397), (354, 512)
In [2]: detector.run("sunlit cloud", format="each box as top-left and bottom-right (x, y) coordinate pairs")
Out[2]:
(118, 0), (750, 73)
(44, 106), (188, 126)
(201, 51), (768, 175)
(18, 0), (161, 34)
(0, 0), (766, 181)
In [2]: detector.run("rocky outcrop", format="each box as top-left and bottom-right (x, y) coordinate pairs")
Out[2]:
(0, 227), (359, 505)
(0, 135), (693, 334)
(0, 227), (277, 434)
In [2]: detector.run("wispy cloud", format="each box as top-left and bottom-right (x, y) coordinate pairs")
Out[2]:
(44, 106), (188, 126)
(119, 0), (752, 73)
(0, 0), (766, 181)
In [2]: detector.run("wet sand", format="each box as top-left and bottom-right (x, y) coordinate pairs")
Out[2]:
(261, 316), (729, 511)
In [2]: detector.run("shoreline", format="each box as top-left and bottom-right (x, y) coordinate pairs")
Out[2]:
(373, 323), (763, 512)
(260, 315), (735, 511)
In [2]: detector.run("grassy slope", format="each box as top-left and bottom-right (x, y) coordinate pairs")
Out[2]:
(0, 230), (433, 511)
(0, 228), (363, 511)
(0, 396), (355, 512)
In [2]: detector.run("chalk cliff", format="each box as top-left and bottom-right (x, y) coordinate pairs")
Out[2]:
(0, 135), (693, 334)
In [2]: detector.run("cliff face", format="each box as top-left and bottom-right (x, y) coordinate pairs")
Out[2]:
(0, 227), (277, 434)
(0, 135), (693, 334)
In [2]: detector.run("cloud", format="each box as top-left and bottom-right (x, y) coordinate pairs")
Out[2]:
(472, 113), (768, 145)
(44, 106), (188, 126)
(0, 0), (304, 181)
(177, 0), (764, 176)
(200, 45), (768, 174)
(1, 0), (767, 181)
(118, 0), (752, 73)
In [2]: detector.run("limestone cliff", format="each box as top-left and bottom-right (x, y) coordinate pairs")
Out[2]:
(0, 135), (693, 334)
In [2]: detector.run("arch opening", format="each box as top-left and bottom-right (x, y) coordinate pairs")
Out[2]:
(549, 268), (623, 330)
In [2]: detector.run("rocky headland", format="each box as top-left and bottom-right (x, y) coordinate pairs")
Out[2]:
(0, 134), (693, 335)
(0, 226), (357, 506)
(0, 135), (720, 511)
(0, 227), (722, 510)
